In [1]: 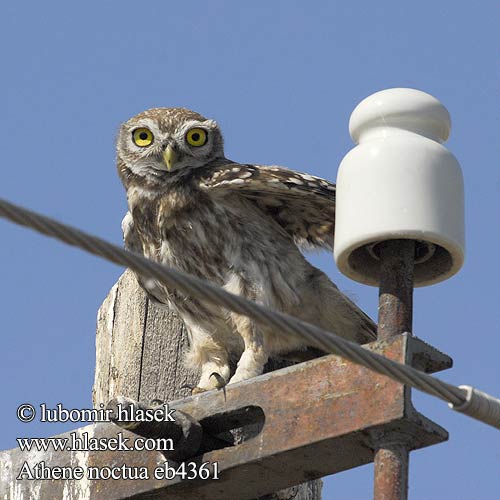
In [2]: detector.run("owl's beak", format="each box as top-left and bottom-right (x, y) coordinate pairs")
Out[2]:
(162, 145), (178, 171)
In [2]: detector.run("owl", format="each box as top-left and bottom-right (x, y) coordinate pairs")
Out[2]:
(117, 107), (376, 393)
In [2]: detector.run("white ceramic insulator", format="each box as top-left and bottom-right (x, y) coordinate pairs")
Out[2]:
(334, 88), (465, 287)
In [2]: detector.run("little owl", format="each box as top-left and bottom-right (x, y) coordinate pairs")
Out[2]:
(117, 107), (376, 393)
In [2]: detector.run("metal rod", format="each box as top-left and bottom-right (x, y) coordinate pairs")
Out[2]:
(377, 239), (414, 340)
(374, 445), (410, 500)
(374, 239), (415, 500)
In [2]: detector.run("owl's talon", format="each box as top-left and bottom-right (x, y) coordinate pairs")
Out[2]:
(209, 372), (227, 389)
(191, 387), (208, 395)
(185, 373), (228, 395)
(180, 384), (211, 395)
(180, 383), (197, 393)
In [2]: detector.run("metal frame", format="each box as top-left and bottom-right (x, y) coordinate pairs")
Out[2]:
(1, 331), (450, 499)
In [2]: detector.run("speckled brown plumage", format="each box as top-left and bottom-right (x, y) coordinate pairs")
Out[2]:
(117, 107), (376, 391)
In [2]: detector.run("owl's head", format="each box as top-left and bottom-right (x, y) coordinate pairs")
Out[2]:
(117, 107), (224, 183)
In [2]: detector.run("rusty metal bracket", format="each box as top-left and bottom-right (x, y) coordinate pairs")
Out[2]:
(1, 334), (451, 500)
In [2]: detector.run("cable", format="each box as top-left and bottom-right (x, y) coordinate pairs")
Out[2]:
(1, 197), (499, 429)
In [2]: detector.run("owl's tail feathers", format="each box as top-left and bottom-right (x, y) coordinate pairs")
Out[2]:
(297, 268), (377, 346)
(269, 300), (377, 363)
(335, 294), (378, 344)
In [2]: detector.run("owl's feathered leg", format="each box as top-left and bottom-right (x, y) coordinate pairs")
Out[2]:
(183, 319), (231, 392)
(229, 314), (269, 384)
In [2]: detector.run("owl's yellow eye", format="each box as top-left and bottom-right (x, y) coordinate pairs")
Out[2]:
(185, 128), (207, 147)
(132, 128), (154, 147)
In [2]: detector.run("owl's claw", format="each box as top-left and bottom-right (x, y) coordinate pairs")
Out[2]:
(180, 383), (197, 393)
(184, 373), (227, 395)
(180, 373), (226, 396)
(182, 384), (207, 395)
(191, 387), (208, 395)
(209, 372), (227, 389)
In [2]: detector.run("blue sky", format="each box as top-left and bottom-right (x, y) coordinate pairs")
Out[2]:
(0, 2), (498, 498)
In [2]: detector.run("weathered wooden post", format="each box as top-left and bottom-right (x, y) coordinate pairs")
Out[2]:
(93, 269), (323, 500)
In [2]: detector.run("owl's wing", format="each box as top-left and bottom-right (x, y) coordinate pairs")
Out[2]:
(198, 162), (336, 250)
